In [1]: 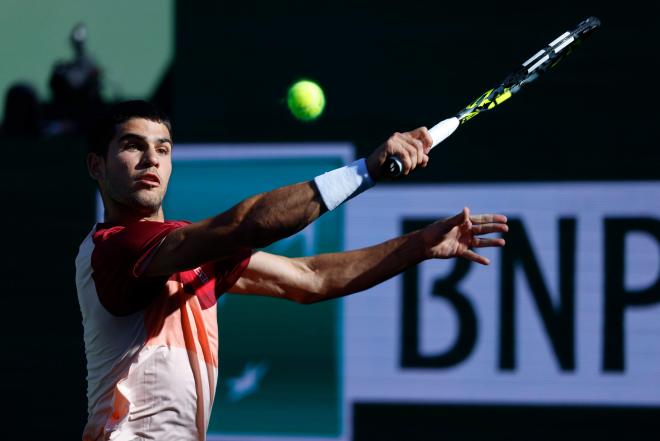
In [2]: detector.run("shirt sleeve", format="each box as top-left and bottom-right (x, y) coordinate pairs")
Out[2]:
(214, 248), (253, 294)
(91, 221), (185, 316)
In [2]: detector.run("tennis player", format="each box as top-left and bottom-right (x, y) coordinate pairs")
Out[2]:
(75, 100), (507, 440)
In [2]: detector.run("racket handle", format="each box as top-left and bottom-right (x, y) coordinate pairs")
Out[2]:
(382, 117), (460, 178)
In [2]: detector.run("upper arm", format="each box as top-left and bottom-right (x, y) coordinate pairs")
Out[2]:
(91, 222), (180, 315)
(228, 251), (320, 303)
(143, 218), (250, 277)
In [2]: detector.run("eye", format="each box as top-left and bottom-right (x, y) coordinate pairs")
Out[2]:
(157, 146), (170, 155)
(125, 143), (139, 151)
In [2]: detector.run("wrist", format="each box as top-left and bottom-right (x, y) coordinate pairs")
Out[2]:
(366, 153), (382, 181)
(408, 229), (431, 262)
(314, 158), (375, 211)
(389, 229), (429, 266)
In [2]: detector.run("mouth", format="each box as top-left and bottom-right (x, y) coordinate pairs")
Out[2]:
(135, 173), (161, 187)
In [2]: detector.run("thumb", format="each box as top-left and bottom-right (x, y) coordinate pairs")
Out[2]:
(446, 207), (470, 228)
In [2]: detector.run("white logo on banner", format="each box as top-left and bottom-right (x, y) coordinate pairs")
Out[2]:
(344, 182), (660, 406)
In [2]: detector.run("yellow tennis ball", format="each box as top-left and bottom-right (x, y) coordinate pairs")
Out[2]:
(287, 80), (325, 121)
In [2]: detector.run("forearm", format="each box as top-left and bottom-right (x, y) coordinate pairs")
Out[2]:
(295, 231), (426, 303)
(229, 208), (507, 303)
(227, 181), (326, 249)
(209, 157), (373, 249)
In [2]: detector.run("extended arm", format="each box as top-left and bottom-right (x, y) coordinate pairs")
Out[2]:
(143, 127), (434, 277)
(144, 181), (323, 276)
(229, 208), (508, 303)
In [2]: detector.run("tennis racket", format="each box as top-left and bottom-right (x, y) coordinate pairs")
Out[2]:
(385, 16), (601, 178)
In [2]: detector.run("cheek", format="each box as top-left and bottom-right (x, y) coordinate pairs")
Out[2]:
(106, 160), (133, 186)
(161, 162), (173, 186)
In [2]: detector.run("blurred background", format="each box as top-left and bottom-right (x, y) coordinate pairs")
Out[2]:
(1, 0), (659, 439)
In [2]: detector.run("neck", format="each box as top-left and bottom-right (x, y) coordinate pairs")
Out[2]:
(102, 198), (164, 225)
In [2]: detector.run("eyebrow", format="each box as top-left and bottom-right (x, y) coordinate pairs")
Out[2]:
(117, 133), (173, 145)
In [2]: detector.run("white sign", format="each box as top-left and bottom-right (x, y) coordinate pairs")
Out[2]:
(344, 182), (660, 406)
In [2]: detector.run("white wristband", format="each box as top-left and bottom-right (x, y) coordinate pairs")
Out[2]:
(314, 158), (375, 211)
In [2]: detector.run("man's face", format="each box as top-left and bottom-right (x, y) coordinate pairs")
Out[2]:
(95, 118), (173, 217)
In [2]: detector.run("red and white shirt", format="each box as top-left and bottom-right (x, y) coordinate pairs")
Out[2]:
(75, 220), (250, 441)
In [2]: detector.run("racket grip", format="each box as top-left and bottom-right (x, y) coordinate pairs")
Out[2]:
(382, 117), (460, 179)
(383, 156), (404, 178)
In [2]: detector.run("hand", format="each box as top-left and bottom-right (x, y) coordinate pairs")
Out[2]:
(366, 127), (434, 180)
(420, 207), (508, 265)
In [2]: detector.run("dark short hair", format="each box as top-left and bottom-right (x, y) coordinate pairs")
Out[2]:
(87, 100), (172, 157)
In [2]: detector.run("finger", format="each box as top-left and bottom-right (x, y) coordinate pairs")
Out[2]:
(445, 207), (470, 228)
(408, 126), (434, 152)
(406, 133), (427, 167)
(401, 132), (423, 149)
(385, 133), (401, 156)
(420, 152), (429, 168)
(471, 223), (509, 235)
(404, 142), (418, 172)
(470, 213), (508, 224)
(462, 249), (490, 265)
(401, 133), (424, 163)
(387, 135), (411, 172)
(471, 237), (506, 248)
(397, 144), (414, 175)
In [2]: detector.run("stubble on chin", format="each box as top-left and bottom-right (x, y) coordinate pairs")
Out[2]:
(130, 189), (164, 214)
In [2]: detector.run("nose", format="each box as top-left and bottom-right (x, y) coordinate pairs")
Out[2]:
(140, 146), (160, 168)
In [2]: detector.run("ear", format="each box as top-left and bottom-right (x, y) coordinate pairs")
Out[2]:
(87, 152), (104, 181)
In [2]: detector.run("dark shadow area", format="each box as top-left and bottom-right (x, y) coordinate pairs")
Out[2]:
(353, 402), (660, 441)
(173, 1), (659, 182)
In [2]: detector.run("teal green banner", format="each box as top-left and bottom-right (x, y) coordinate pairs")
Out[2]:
(165, 145), (351, 438)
